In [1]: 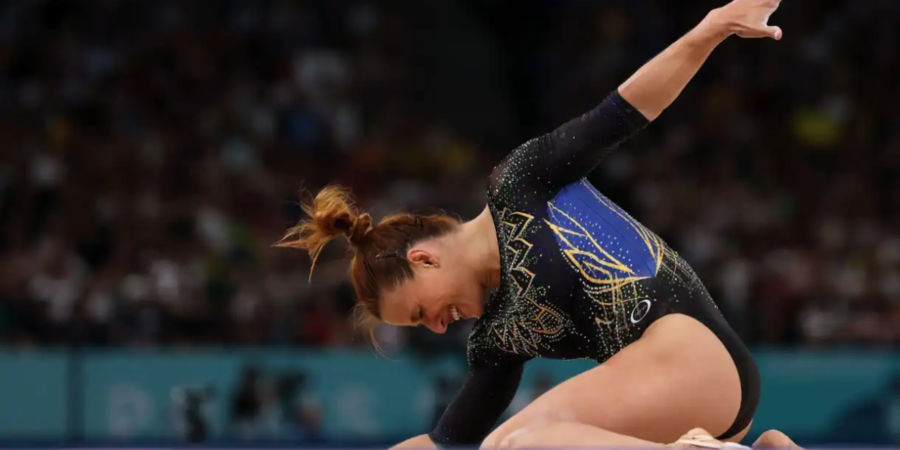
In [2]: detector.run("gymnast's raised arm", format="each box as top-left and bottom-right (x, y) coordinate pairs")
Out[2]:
(618, 0), (782, 120)
(490, 0), (783, 191)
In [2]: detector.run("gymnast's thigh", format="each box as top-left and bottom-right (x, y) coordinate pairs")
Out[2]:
(481, 314), (744, 447)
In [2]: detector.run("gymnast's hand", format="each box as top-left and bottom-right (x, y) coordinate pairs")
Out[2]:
(708, 0), (784, 41)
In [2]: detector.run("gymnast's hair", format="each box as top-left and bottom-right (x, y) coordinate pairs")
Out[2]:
(276, 186), (459, 342)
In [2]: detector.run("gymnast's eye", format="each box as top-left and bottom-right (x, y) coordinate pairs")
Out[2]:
(411, 306), (424, 326)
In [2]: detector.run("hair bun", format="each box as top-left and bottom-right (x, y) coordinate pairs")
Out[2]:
(318, 211), (353, 237)
(315, 211), (371, 246)
(275, 186), (372, 276)
(349, 213), (372, 245)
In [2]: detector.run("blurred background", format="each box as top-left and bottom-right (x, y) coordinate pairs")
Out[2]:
(0, 0), (899, 447)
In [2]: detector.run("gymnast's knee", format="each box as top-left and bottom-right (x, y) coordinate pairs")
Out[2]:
(480, 421), (568, 449)
(479, 427), (508, 449)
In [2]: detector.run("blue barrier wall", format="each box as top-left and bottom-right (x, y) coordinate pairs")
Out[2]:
(78, 350), (468, 441)
(0, 351), (68, 437)
(1, 350), (898, 444)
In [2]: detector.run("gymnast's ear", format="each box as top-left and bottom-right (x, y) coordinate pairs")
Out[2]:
(407, 248), (439, 268)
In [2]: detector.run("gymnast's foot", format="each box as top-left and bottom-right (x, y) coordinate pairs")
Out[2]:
(753, 430), (802, 449)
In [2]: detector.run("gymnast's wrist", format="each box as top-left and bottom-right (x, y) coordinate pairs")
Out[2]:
(698, 8), (736, 42)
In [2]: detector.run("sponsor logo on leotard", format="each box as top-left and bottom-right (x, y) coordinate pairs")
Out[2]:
(630, 299), (652, 324)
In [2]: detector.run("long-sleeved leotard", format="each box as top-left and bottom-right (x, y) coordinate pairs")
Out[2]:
(428, 91), (759, 447)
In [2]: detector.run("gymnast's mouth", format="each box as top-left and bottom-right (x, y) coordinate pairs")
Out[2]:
(450, 305), (464, 322)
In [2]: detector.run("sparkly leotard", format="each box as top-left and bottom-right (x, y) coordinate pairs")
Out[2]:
(429, 91), (759, 447)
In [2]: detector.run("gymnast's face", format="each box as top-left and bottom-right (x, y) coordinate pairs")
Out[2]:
(379, 245), (483, 333)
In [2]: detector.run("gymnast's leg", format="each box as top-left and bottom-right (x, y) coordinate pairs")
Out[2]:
(498, 423), (748, 449)
(497, 422), (660, 448)
(481, 315), (749, 448)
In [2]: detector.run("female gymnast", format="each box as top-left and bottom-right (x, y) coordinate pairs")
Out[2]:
(279, 0), (790, 447)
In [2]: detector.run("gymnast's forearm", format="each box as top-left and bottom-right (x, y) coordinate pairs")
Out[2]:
(389, 434), (437, 450)
(618, 12), (730, 121)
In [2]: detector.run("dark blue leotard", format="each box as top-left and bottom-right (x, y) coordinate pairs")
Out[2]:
(429, 91), (759, 447)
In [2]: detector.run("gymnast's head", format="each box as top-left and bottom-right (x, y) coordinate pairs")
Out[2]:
(277, 185), (489, 336)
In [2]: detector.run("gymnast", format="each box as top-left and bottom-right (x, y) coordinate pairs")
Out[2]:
(279, 0), (794, 447)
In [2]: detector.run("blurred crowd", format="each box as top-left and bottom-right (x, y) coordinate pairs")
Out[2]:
(0, 0), (898, 351)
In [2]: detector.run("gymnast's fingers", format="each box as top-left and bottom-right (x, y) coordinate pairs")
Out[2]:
(720, 0), (785, 41)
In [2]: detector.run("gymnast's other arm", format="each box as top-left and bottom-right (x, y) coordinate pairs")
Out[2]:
(389, 358), (526, 450)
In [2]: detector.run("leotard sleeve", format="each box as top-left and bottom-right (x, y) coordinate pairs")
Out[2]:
(489, 89), (648, 196)
(428, 351), (530, 447)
